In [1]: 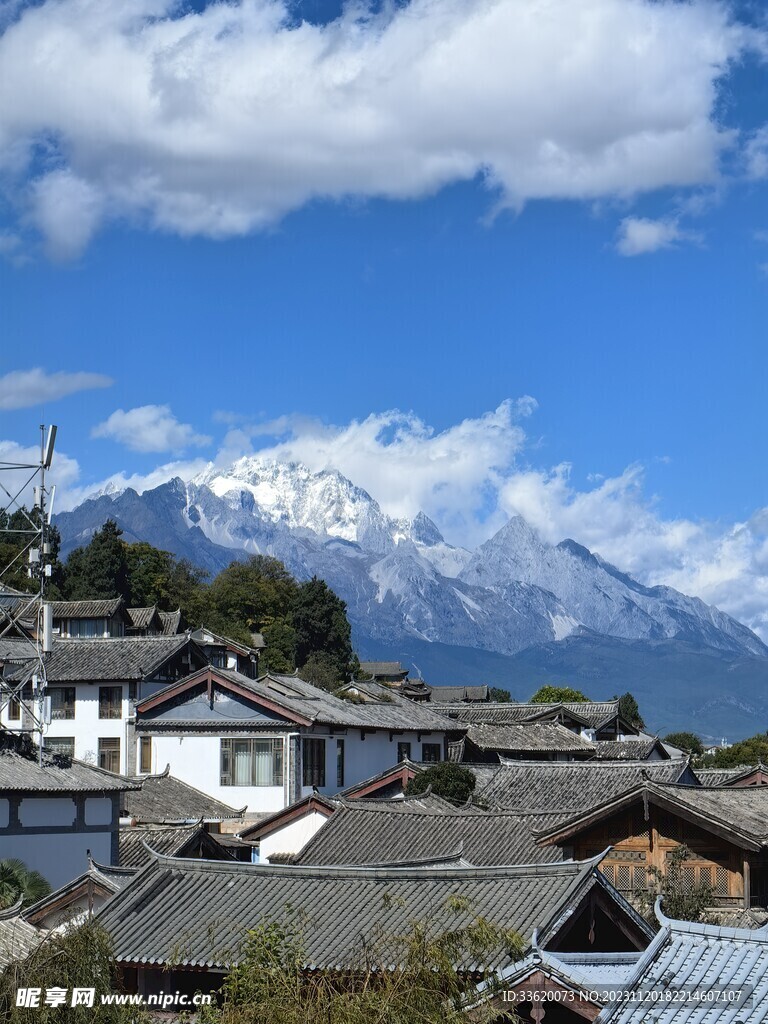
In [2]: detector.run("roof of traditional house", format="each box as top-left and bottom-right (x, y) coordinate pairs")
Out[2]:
(596, 901), (768, 1023)
(136, 667), (461, 733)
(475, 758), (694, 813)
(158, 609), (183, 635)
(431, 699), (632, 731)
(537, 781), (768, 850)
(291, 795), (561, 867)
(0, 731), (138, 793)
(237, 793), (338, 842)
(591, 738), (670, 760)
(693, 763), (767, 786)
(463, 722), (597, 755)
(358, 661), (409, 679)
(96, 852), (652, 972)
(428, 685), (489, 703)
(119, 822), (232, 868)
(23, 860), (137, 927)
(50, 598), (125, 619)
(3, 634), (203, 683)
(0, 900), (43, 968)
(125, 606), (164, 631)
(122, 766), (244, 823)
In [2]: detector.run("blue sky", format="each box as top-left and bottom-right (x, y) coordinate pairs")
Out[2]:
(1, 0), (768, 634)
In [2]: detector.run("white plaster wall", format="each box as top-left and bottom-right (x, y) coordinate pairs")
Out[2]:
(258, 811), (329, 863)
(311, 729), (445, 794)
(148, 734), (286, 814)
(0, 832), (112, 890)
(84, 797), (113, 826)
(42, 683), (131, 772)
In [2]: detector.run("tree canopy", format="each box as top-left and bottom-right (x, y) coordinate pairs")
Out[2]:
(664, 732), (704, 756)
(59, 522), (358, 689)
(702, 733), (768, 767)
(406, 763), (477, 805)
(613, 691), (645, 730)
(529, 684), (589, 704)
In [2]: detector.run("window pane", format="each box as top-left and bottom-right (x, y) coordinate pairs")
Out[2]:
(336, 740), (345, 788)
(98, 737), (120, 773)
(303, 739), (326, 787)
(421, 743), (441, 763)
(99, 686), (122, 720)
(51, 687), (76, 720)
(139, 736), (152, 774)
(397, 742), (411, 763)
(46, 736), (75, 758)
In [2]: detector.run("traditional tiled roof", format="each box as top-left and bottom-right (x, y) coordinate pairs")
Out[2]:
(475, 759), (693, 813)
(537, 781), (768, 851)
(693, 764), (763, 786)
(0, 637), (37, 664)
(591, 738), (669, 760)
(125, 606), (161, 630)
(122, 767), (244, 823)
(23, 861), (138, 927)
(0, 902), (42, 968)
(596, 905), (768, 1023)
(359, 661), (408, 678)
(0, 732), (138, 792)
(4, 634), (200, 683)
(428, 685), (489, 703)
(466, 722), (596, 754)
(137, 668), (460, 732)
(158, 609), (182, 635)
(237, 793), (338, 842)
(431, 700), (624, 730)
(292, 797), (561, 867)
(50, 598), (125, 619)
(97, 853), (629, 972)
(119, 823), (229, 868)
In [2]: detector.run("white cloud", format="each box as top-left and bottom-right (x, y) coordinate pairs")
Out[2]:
(0, 0), (750, 254)
(0, 439), (82, 510)
(30, 170), (104, 261)
(0, 368), (112, 409)
(615, 216), (695, 256)
(92, 405), (211, 453)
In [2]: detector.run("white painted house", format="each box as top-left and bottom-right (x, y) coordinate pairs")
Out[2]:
(135, 668), (462, 815)
(0, 635), (209, 775)
(0, 732), (137, 890)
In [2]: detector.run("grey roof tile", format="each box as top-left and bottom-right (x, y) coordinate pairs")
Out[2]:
(119, 824), (223, 868)
(466, 722), (596, 754)
(293, 799), (561, 866)
(50, 598), (125, 618)
(123, 768), (243, 823)
(476, 759), (693, 813)
(0, 732), (138, 792)
(428, 685), (490, 702)
(591, 739), (668, 760)
(597, 912), (768, 1024)
(432, 700), (623, 730)
(0, 907), (42, 968)
(5, 635), (200, 683)
(97, 855), (611, 971)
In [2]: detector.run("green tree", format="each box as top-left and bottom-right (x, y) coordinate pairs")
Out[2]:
(260, 619), (297, 674)
(635, 845), (713, 924)
(0, 859), (51, 909)
(664, 731), (704, 756)
(613, 691), (645, 730)
(201, 914), (520, 1024)
(207, 555), (297, 643)
(292, 576), (355, 681)
(704, 733), (768, 767)
(0, 506), (64, 597)
(406, 763), (477, 805)
(298, 651), (344, 691)
(64, 520), (130, 601)
(0, 920), (145, 1023)
(488, 687), (510, 702)
(529, 684), (590, 703)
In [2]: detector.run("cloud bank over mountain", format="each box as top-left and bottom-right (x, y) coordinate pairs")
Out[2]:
(16, 397), (765, 641)
(0, 0), (754, 257)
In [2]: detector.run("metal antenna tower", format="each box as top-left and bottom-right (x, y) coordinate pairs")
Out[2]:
(0, 424), (58, 757)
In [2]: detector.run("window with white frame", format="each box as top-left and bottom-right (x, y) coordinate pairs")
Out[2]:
(220, 738), (284, 786)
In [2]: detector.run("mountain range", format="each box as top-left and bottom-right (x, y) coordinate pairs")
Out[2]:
(54, 457), (768, 740)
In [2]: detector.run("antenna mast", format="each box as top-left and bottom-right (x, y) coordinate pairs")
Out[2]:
(0, 424), (57, 760)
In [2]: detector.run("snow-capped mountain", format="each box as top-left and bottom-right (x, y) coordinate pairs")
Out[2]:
(55, 457), (766, 665)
